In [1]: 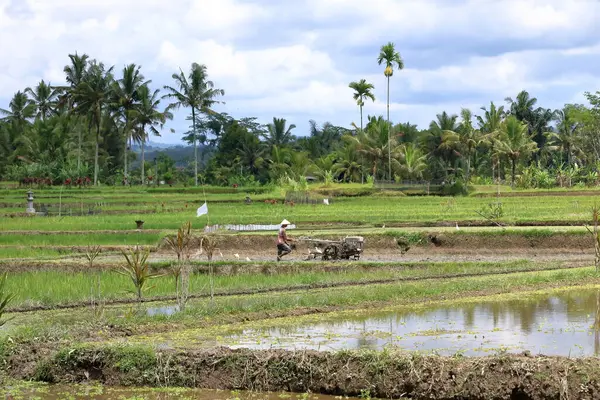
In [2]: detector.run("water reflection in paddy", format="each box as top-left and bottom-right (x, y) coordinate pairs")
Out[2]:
(222, 288), (600, 357)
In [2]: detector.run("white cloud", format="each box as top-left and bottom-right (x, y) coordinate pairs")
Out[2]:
(0, 0), (599, 144)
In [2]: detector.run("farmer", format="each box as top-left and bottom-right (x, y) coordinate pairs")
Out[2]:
(277, 219), (294, 261)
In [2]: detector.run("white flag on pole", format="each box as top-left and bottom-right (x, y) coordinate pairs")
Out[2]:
(196, 202), (208, 217)
(323, 198), (329, 205)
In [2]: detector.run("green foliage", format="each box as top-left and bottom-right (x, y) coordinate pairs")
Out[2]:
(117, 246), (162, 301)
(0, 273), (15, 327)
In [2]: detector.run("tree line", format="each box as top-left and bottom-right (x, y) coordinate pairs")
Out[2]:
(2, 45), (600, 189)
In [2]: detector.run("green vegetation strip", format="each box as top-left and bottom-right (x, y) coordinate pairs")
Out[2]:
(5, 260), (571, 311)
(0, 193), (598, 231)
(13, 344), (600, 399)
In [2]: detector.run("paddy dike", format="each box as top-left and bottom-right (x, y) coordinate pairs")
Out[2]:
(16, 345), (600, 400)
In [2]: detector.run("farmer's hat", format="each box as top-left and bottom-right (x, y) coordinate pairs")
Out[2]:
(280, 219), (291, 226)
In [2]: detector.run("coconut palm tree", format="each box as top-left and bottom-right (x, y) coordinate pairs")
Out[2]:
(348, 79), (375, 131)
(545, 105), (582, 165)
(113, 64), (149, 179)
(333, 140), (363, 182)
(346, 116), (400, 180)
(73, 61), (114, 185)
(130, 85), (173, 184)
(263, 117), (296, 150)
(494, 115), (538, 187)
(477, 102), (506, 180)
(377, 42), (404, 180)
(25, 80), (60, 121)
(398, 143), (428, 180)
(441, 108), (483, 182)
(163, 63), (224, 186)
(0, 91), (35, 126)
(63, 52), (90, 169)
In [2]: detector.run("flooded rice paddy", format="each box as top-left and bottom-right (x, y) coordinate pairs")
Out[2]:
(212, 287), (600, 357)
(0, 381), (352, 400)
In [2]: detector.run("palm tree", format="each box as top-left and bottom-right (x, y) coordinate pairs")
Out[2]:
(63, 52), (90, 169)
(73, 61), (114, 185)
(477, 102), (506, 180)
(263, 117), (296, 149)
(333, 140), (363, 182)
(495, 115), (538, 187)
(25, 80), (60, 121)
(113, 64), (149, 179)
(130, 85), (173, 184)
(346, 116), (399, 179)
(377, 42), (404, 180)
(0, 91), (35, 165)
(348, 79), (375, 131)
(163, 63), (224, 186)
(398, 143), (428, 180)
(0, 91), (35, 125)
(427, 111), (459, 178)
(545, 105), (582, 165)
(441, 108), (483, 182)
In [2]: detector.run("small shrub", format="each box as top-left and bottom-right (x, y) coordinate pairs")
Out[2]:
(117, 246), (162, 302)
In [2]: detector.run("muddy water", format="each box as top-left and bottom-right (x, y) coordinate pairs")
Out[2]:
(221, 288), (600, 357)
(0, 381), (354, 399)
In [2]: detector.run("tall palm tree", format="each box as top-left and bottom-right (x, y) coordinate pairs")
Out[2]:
(130, 85), (173, 184)
(427, 111), (459, 177)
(263, 117), (296, 149)
(545, 105), (582, 165)
(113, 64), (149, 179)
(377, 42), (404, 180)
(441, 108), (483, 182)
(25, 80), (60, 121)
(477, 102), (506, 180)
(63, 52), (90, 169)
(163, 63), (224, 186)
(348, 79), (375, 131)
(73, 61), (114, 185)
(495, 115), (538, 187)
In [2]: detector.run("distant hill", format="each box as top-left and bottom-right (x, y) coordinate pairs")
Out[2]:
(130, 144), (213, 168)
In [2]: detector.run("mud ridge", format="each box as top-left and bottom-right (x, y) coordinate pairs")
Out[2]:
(5, 264), (587, 313)
(21, 345), (600, 399)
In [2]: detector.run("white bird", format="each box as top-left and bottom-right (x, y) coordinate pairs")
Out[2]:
(456, 222), (460, 231)
(234, 253), (240, 259)
(245, 257), (251, 261)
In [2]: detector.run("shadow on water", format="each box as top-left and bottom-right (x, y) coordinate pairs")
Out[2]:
(221, 288), (600, 357)
(0, 382), (353, 400)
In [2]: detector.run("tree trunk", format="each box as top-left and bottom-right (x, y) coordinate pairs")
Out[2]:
(360, 104), (363, 132)
(387, 76), (391, 181)
(123, 123), (128, 180)
(192, 108), (198, 186)
(94, 121), (100, 186)
(77, 116), (82, 170)
(511, 157), (516, 188)
(141, 126), (145, 186)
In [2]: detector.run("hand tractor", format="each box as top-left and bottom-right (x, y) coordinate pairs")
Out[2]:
(298, 236), (364, 261)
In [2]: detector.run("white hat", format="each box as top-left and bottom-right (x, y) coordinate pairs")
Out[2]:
(280, 219), (291, 226)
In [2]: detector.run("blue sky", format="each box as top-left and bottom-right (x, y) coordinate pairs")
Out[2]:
(1, 0), (599, 145)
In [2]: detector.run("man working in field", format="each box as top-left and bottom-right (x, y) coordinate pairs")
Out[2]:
(277, 219), (294, 261)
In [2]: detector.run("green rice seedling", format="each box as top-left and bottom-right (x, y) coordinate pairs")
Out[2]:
(85, 245), (103, 312)
(0, 273), (15, 326)
(164, 221), (194, 311)
(117, 246), (162, 303)
(199, 234), (222, 301)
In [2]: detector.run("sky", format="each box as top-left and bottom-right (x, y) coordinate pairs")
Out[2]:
(1, 0), (599, 145)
